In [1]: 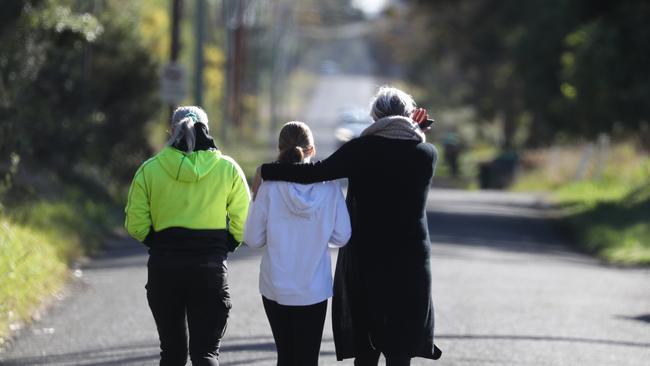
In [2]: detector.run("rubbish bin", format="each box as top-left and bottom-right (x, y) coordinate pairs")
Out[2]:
(478, 151), (519, 189)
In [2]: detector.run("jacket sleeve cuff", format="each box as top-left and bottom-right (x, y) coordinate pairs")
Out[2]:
(260, 163), (272, 180)
(226, 231), (241, 252)
(142, 227), (154, 247)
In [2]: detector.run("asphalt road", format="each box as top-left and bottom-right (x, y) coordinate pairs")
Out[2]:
(1, 188), (649, 366)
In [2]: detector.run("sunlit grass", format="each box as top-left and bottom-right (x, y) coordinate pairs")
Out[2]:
(514, 143), (650, 265)
(586, 223), (650, 265)
(0, 196), (116, 344)
(10, 199), (111, 257)
(0, 218), (68, 346)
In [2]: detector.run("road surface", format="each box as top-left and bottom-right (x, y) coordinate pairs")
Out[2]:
(1, 188), (649, 366)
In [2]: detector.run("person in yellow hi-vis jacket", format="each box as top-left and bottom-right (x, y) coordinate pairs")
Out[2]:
(125, 106), (250, 366)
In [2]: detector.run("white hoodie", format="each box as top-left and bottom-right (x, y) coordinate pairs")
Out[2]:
(244, 180), (351, 306)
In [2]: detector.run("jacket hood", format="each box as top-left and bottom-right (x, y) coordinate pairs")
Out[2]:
(277, 181), (329, 218)
(157, 146), (222, 182)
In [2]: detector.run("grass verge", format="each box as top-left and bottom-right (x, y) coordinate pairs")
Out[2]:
(555, 180), (650, 265)
(514, 144), (650, 265)
(0, 217), (68, 347)
(0, 194), (117, 346)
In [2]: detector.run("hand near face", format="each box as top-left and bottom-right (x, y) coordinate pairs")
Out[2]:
(411, 108), (427, 123)
(411, 108), (432, 133)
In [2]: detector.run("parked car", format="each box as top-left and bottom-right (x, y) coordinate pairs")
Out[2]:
(334, 107), (373, 147)
(320, 60), (340, 75)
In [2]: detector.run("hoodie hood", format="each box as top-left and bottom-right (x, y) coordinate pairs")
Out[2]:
(157, 146), (222, 182)
(277, 181), (329, 218)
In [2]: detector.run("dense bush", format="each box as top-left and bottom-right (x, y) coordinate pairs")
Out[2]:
(398, 0), (650, 148)
(0, 0), (161, 197)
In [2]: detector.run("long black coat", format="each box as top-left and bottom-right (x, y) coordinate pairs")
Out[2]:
(261, 135), (441, 360)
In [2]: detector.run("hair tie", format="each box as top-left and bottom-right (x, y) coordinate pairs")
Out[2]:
(185, 111), (199, 122)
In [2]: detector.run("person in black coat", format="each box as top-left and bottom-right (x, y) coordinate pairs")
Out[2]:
(254, 86), (442, 365)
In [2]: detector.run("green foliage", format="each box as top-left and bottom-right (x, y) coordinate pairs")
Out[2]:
(135, 0), (230, 148)
(11, 199), (113, 257)
(0, 0), (161, 189)
(405, 0), (650, 146)
(561, 181), (650, 266)
(559, 2), (650, 137)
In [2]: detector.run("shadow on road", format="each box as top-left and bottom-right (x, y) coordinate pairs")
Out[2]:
(424, 195), (586, 261)
(436, 333), (650, 348)
(5, 331), (646, 366)
(0, 342), (158, 366)
(426, 209), (568, 253)
(0, 336), (332, 365)
(618, 313), (650, 324)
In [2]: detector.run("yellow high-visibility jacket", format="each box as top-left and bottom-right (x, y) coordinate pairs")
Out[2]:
(125, 146), (250, 253)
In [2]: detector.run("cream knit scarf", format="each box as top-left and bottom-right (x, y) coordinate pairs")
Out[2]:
(360, 115), (425, 143)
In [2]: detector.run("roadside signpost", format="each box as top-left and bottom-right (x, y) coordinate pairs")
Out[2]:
(161, 62), (187, 106)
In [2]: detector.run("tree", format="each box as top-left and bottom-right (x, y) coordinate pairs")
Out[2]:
(0, 0), (161, 194)
(404, 0), (650, 146)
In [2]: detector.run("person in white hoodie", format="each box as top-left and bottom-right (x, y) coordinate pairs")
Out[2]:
(244, 121), (351, 366)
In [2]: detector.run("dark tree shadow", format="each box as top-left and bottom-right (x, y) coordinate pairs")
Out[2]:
(0, 336), (335, 365)
(618, 313), (650, 324)
(426, 208), (574, 255)
(436, 333), (650, 348)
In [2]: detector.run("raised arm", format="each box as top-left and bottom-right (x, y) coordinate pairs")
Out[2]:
(329, 183), (351, 248)
(260, 138), (358, 184)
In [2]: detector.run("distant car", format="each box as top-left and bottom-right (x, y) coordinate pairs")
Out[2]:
(334, 107), (373, 147)
(320, 60), (340, 75)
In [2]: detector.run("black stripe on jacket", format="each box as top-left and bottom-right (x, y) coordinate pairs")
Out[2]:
(144, 227), (240, 258)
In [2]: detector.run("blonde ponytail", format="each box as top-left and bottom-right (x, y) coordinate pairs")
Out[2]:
(278, 146), (304, 164)
(277, 122), (314, 164)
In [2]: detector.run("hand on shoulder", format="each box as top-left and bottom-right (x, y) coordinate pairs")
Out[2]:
(252, 166), (263, 201)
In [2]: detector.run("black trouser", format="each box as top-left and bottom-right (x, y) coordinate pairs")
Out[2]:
(354, 351), (411, 366)
(146, 261), (231, 366)
(262, 296), (327, 366)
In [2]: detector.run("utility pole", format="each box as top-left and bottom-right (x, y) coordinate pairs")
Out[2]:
(222, 0), (246, 139)
(194, 0), (205, 107)
(170, 0), (182, 71)
(270, 0), (291, 141)
(232, 0), (246, 131)
(169, 0), (183, 117)
(221, 0), (231, 141)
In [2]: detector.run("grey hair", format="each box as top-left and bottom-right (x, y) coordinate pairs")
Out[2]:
(168, 106), (209, 154)
(171, 106), (209, 128)
(370, 86), (417, 121)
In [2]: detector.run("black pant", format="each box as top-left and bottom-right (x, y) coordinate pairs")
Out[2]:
(147, 262), (231, 366)
(354, 347), (411, 366)
(262, 297), (327, 366)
